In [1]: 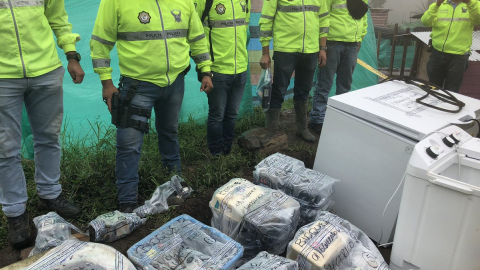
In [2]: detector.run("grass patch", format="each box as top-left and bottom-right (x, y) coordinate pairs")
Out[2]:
(0, 106), (268, 249)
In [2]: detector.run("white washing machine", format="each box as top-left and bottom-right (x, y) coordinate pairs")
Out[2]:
(313, 81), (480, 244)
(390, 125), (480, 270)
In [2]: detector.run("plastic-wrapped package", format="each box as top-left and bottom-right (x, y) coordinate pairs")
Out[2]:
(237, 251), (299, 270)
(127, 214), (243, 270)
(255, 153), (305, 174)
(25, 240), (136, 270)
(286, 218), (390, 270)
(29, 212), (87, 257)
(254, 154), (339, 227)
(210, 178), (300, 259)
(89, 210), (146, 243)
(134, 175), (193, 218)
(256, 68), (272, 110)
(315, 211), (385, 262)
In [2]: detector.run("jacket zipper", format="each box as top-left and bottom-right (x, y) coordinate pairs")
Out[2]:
(301, 0), (306, 53)
(8, 0), (27, 77)
(442, 4), (456, 53)
(155, 0), (171, 85)
(230, 0), (237, 74)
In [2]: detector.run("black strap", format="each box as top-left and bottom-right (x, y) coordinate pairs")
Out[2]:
(127, 118), (150, 134)
(130, 106), (152, 118)
(202, 0), (214, 23)
(123, 79), (139, 105)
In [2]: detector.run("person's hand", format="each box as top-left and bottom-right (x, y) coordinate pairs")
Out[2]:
(200, 76), (213, 94)
(102, 81), (119, 112)
(260, 54), (271, 69)
(67, 59), (85, 84)
(318, 50), (327, 68)
(436, 0), (444, 6)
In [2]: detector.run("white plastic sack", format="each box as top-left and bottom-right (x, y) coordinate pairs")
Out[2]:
(29, 212), (87, 257)
(127, 214), (243, 270)
(134, 175), (193, 218)
(254, 154), (339, 227)
(256, 68), (272, 110)
(286, 215), (390, 270)
(210, 178), (300, 259)
(237, 251), (299, 270)
(89, 210), (146, 243)
(25, 240), (136, 270)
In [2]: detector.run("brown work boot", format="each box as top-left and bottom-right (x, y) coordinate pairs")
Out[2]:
(38, 193), (81, 218)
(294, 100), (317, 143)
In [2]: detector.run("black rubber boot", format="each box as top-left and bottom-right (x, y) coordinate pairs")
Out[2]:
(7, 211), (31, 249)
(294, 100), (317, 142)
(119, 202), (138, 213)
(265, 108), (281, 130)
(38, 193), (81, 218)
(308, 122), (324, 135)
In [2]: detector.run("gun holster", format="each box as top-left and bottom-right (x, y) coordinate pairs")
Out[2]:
(427, 39), (433, 53)
(111, 78), (151, 134)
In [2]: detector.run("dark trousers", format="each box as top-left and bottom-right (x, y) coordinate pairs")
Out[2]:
(427, 49), (469, 93)
(270, 51), (318, 109)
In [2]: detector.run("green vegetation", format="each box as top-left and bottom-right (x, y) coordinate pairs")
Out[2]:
(0, 106), (268, 249)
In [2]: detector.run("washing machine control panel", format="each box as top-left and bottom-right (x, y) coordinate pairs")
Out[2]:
(415, 125), (472, 165)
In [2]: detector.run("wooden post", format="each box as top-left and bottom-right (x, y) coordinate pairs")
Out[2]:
(410, 39), (423, 77)
(389, 24), (399, 76)
(377, 31), (382, 62)
(400, 28), (411, 77)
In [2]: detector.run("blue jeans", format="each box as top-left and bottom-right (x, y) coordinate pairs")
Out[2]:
(427, 49), (469, 93)
(310, 41), (359, 124)
(0, 67), (64, 217)
(270, 51), (318, 109)
(116, 75), (185, 204)
(207, 72), (247, 155)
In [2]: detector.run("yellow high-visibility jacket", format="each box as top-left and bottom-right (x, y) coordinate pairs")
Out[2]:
(422, 0), (480, 55)
(0, 0), (79, 79)
(259, 0), (329, 53)
(194, 0), (250, 74)
(90, 0), (212, 87)
(322, 0), (369, 42)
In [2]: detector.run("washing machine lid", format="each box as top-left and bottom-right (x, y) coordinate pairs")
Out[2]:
(459, 138), (480, 160)
(327, 81), (480, 141)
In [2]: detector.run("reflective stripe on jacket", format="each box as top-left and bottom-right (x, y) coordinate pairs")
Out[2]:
(90, 0), (212, 87)
(323, 0), (368, 43)
(0, 0), (79, 79)
(422, 0), (480, 55)
(259, 0), (329, 53)
(194, 0), (250, 74)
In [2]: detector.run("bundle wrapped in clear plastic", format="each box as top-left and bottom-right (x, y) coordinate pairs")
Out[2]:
(254, 154), (339, 227)
(29, 212), (87, 257)
(255, 153), (305, 173)
(134, 175), (193, 218)
(256, 68), (272, 110)
(89, 210), (146, 243)
(286, 215), (390, 270)
(127, 214), (243, 270)
(237, 251), (299, 270)
(25, 240), (136, 270)
(210, 178), (300, 259)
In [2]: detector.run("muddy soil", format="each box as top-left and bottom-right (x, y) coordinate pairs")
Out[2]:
(0, 110), (391, 268)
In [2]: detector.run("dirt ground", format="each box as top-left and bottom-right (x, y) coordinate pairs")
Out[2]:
(0, 109), (391, 268)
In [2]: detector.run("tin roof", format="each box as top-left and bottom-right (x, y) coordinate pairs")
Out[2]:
(411, 31), (480, 61)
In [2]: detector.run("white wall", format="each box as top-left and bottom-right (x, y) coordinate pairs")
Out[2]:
(384, 0), (435, 24)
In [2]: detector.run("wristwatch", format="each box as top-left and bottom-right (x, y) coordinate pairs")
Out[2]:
(320, 46), (328, 51)
(66, 52), (81, 62)
(202, 72), (213, 78)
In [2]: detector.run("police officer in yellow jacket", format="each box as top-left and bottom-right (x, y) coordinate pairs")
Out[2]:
(259, 0), (328, 142)
(1, 0), (84, 249)
(90, 0), (213, 213)
(309, 0), (369, 134)
(194, 0), (250, 156)
(422, 0), (480, 92)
